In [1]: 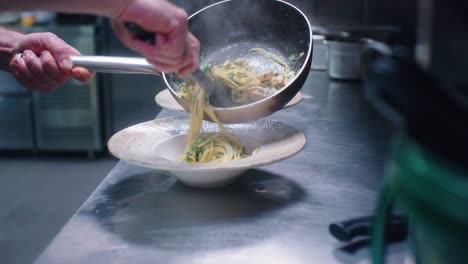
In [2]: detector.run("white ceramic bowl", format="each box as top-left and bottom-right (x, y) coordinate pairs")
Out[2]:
(155, 89), (303, 111)
(108, 117), (306, 188)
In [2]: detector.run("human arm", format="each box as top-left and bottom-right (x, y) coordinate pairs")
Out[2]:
(2, 0), (200, 77)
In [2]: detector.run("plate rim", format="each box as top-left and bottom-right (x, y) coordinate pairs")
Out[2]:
(108, 116), (306, 172)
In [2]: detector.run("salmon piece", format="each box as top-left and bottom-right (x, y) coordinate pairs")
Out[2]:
(271, 74), (285, 87)
(257, 71), (275, 82)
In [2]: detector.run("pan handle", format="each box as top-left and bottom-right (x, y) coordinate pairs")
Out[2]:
(15, 53), (161, 75)
(70, 23), (158, 75)
(70, 55), (162, 76)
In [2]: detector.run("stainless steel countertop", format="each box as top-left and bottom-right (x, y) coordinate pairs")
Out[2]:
(34, 70), (409, 264)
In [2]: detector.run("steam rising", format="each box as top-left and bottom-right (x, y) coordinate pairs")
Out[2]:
(170, 0), (312, 108)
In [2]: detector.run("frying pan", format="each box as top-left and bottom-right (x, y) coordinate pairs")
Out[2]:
(72, 0), (313, 123)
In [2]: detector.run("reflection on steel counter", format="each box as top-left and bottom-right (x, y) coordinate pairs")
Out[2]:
(34, 68), (399, 264)
(83, 170), (305, 250)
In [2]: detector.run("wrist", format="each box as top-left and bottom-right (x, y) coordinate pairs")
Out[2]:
(110, 0), (132, 19)
(0, 28), (23, 73)
(2, 0), (132, 18)
(67, 0), (133, 18)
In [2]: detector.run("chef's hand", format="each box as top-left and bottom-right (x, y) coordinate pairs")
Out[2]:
(111, 0), (200, 77)
(9, 32), (93, 92)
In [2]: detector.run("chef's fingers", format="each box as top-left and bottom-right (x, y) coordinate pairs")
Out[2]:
(10, 54), (35, 83)
(24, 49), (76, 87)
(10, 54), (57, 92)
(60, 49), (94, 83)
(177, 63), (196, 78)
(112, 21), (186, 70)
(147, 32), (200, 75)
(22, 49), (44, 79)
(40, 50), (66, 83)
(112, 0), (193, 71)
(35, 36), (93, 83)
(176, 33), (200, 77)
(34, 32), (77, 71)
(71, 67), (94, 83)
(13, 32), (81, 73)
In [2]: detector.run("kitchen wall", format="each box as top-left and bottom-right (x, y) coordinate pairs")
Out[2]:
(174, 0), (417, 46)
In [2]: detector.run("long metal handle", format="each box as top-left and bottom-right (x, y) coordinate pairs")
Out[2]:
(70, 56), (213, 93)
(71, 56), (219, 99)
(70, 55), (161, 75)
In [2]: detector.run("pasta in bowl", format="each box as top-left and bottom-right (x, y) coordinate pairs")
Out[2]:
(108, 116), (306, 188)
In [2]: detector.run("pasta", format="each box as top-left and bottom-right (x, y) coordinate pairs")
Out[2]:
(178, 48), (299, 105)
(179, 48), (302, 163)
(181, 85), (247, 163)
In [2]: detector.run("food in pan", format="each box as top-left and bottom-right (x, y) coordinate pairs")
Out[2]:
(181, 86), (247, 163)
(179, 48), (303, 163)
(178, 48), (303, 105)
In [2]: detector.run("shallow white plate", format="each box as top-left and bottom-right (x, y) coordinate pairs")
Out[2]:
(155, 89), (303, 111)
(108, 117), (306, 188)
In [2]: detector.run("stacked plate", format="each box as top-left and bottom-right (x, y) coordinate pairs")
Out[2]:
(155, 89), (303, 111)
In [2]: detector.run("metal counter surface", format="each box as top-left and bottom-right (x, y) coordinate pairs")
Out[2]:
(34, 70), (407, 264)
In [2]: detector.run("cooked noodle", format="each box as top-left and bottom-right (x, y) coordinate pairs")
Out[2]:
(178, 48), (297, 105)
(181, 86), (246, 163)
